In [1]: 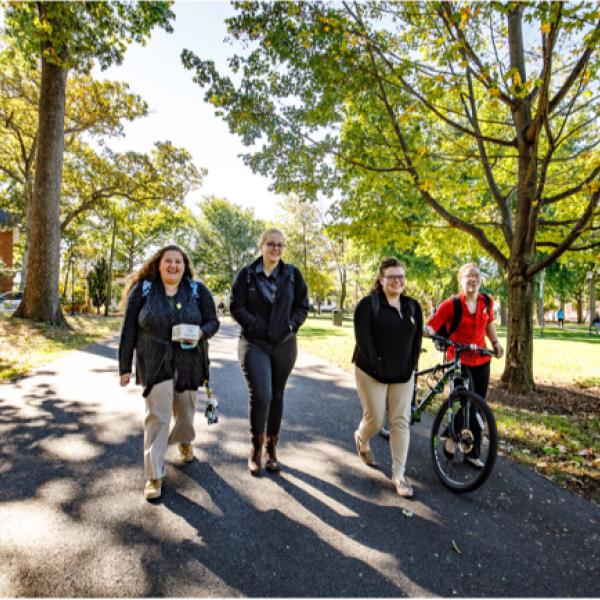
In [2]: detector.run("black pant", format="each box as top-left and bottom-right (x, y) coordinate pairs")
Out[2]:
(238, 335), (297, 436)
(456, 362), (490, 459)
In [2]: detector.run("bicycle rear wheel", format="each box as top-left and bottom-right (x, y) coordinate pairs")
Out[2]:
(430, 390), (497, 493)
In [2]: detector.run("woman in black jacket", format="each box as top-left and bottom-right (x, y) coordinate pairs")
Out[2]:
(119, 245), (219, 500)
(230, 228), (309, 475)
(352, 257), (422, 498)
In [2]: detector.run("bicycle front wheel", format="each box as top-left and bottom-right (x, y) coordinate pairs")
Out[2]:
(430, 390), (497, 493)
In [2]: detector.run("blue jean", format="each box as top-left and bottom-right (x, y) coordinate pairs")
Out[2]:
(238, 335), (297, 436)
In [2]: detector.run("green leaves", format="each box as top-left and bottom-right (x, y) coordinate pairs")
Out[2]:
(4, 1), (175, 72)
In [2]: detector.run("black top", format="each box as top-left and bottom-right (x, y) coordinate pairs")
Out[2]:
(230, 257), (309, 346)
(352, 291), (423, 383)
(119, 277), (220, 396)
(255, 261), (279, 304)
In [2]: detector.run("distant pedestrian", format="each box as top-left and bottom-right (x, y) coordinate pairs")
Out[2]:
(557, 308), (565, 328)
(230, 228), (309, 476)
(426, 263), (503, 468)
(118, 244), (219, 500)
(352, 257), (423, 498)
(593, 312), (600, 335)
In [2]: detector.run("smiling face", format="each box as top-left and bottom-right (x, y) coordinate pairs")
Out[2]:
(261, 231), (285, 266)
(379, 265), (406, 298)
(459, 265), (481, 295)
(158, 250), (185, 287)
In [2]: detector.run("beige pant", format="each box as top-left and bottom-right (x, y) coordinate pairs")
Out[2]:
(355, 366), (414, 480)
(144, 379), (197, 479)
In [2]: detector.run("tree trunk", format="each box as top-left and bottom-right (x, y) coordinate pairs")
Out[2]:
(13, 48), (67, 326)
(104, 216), (117, 317)
(502, 275), (535, 393)
(576, 291), (583, 323)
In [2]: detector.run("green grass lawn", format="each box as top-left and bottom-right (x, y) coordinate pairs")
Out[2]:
(298, 316), (600, 389)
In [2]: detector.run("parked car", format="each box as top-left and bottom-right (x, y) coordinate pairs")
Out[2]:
(0, 291), (23, 312)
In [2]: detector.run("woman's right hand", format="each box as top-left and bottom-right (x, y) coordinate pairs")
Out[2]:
(120, 373), (131, 387)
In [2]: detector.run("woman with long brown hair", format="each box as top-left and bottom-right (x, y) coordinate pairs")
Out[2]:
(119, 244), (219, 500)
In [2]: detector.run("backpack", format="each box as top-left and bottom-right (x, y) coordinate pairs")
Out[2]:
(141, 278), (211, 387)
(370, 293), (416, 322)
(436, 293), (491, 339)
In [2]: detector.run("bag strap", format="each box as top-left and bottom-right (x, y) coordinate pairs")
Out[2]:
(447, 293), (491, 337)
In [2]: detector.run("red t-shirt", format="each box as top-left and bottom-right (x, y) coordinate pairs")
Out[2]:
(427, 292), (494, 366)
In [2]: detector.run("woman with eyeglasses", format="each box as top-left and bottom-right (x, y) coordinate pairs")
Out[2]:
(352, 257), (423, 498)
(230, 228), (309, 476)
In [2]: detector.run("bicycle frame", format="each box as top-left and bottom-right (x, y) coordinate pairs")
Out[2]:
(411, 350), (471, 425)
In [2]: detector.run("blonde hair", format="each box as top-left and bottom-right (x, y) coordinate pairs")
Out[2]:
(259, 228), (285, 248)
(458, 263), (480, 282)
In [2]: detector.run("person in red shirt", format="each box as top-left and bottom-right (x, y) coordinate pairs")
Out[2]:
(425, 263), (503, 467)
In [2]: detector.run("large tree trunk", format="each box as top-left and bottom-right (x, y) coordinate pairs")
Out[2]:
(503, 274), (535, 393)
(13, 48), (67, 326)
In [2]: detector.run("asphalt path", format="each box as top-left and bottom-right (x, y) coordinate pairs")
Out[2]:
(0, 320), (598, 597)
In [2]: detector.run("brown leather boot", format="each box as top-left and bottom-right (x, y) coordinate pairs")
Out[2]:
(248, 432), (265, 476)
(265, 435), (280, 472)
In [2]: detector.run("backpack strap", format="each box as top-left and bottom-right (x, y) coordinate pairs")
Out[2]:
(447, 295), (463, 337)
(447, 293), (491, 337)
(142, 280), (152, 298)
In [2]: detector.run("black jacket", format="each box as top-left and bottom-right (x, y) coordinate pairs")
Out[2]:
(352, 291), (423, 383)
(119, 277), (220, 396)
(230, 257), (309, 346)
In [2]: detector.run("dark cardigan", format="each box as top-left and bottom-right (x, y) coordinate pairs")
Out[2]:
(352, 291), (423, 383)
(118, 277), (220, 396)
(230, 257), (309, 346)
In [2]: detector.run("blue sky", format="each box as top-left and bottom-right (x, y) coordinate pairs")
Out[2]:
(96, 0), (280, 220)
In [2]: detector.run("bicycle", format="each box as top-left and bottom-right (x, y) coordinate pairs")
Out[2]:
(380, 333), (499, 493)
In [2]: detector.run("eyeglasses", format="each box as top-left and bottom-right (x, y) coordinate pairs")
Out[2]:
(383, 275), (406, 281)
(265, 242), (285, 249)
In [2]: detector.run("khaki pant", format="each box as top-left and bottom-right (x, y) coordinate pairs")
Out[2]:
(144, 379), (197, 479)
(355, 366), (413, 480)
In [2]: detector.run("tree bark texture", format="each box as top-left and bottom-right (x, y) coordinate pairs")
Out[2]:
(502, 274), (535, 393)
(13, 50), (67, 326)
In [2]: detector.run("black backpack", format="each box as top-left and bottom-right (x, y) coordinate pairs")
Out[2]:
(436, 293), (491, 338)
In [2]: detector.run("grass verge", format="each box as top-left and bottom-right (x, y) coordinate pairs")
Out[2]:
(0, 313), (122, 382)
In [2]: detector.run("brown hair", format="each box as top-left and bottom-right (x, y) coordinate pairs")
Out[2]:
(457, 263), (481, 282)
(369, 257), (407, 294)
(258, 228), (285, 248)
(122, 244), (194, 304)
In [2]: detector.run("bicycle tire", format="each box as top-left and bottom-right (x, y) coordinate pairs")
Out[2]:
(430, 389), (497, 493)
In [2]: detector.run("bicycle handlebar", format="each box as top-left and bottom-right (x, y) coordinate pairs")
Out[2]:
(427, 332), (498, 358)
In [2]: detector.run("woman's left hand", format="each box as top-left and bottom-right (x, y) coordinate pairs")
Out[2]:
(493, 342), (504, 358)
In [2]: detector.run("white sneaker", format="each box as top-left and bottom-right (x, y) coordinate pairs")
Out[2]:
(467, 457), (485, 469)
(392, 476), (414, 498)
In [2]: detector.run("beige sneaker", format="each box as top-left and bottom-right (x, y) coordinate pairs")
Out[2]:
(144, 479), (162, 500)
(392, 476), (414, 498)
(179, 442), (194, 463)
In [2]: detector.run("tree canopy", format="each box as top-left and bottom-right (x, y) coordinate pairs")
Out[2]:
(183, 0), (600, 392)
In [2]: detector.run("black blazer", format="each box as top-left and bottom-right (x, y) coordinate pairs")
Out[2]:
(352, 291), (423, 383)
(230, 257), (309, 346)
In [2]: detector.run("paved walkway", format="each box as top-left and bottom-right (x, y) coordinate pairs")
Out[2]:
(0, 321), (598, 597)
